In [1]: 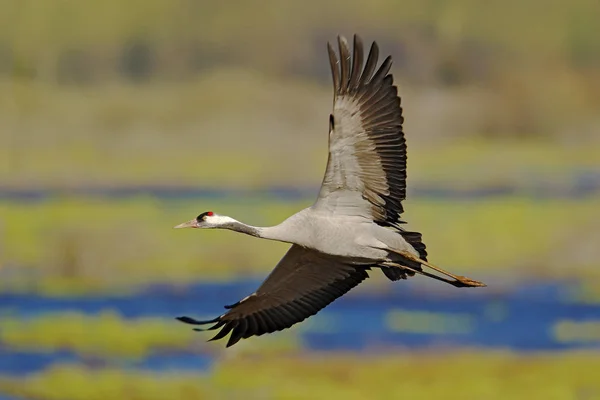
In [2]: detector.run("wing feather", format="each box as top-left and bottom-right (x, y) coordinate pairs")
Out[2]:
(338, 36), (351, 92)
(177, 245), (371, 347)
(349, 35), (363, 90)
(314, 35), (408, 230)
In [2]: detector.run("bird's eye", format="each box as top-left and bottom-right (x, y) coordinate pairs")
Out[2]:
(196, 211), (214, 222)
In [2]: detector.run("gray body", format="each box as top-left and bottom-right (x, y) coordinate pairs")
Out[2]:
(258, 207), (418, 262)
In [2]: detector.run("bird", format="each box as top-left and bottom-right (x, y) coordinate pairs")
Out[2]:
(174, 34), (486, 348)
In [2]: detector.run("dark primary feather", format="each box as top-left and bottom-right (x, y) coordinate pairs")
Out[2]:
(178, 245), (371, 347)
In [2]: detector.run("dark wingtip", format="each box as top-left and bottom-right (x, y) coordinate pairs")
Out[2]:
(224, 301), (240, 309)
(207, 321), (236, 343)
(226, 330), (245, 347)
(348, 34), (365, 90)
(327, 41), (340, 96)
(353, 34), (363, 52)
(192, 321), (223, 332)
(207, 333), (226, 343)
(176, 316), (219, 325)
(337, 35), (351, 92)
(371, 55), (393, 83)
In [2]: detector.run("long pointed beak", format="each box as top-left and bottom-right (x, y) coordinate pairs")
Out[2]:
(174, 219), (198, 229)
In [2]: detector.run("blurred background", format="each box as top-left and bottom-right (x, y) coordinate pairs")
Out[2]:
(1, 0), (600, 399)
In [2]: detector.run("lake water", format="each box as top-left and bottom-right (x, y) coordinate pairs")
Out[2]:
(2, 277), (599, 377)
(2, 170), (600, 203)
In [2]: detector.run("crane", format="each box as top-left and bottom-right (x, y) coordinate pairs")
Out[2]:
(174, 34), (486, 348)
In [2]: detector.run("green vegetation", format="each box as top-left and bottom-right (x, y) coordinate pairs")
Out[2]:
(2, 0), (599, 78)
(1, 351), (599, 399)
(0, 311), (300, 359)
(2, 195), (599, 294)
(386, 308), (474, 334)
(1, 1), (599, 189)
(2, 78), (599, 188)
(0, 72), (330, 188)
(554, 319), (600, 345)
(3, 308), (595, 365)
(1, 197), (302, 294)
(0, 312), (196, 359)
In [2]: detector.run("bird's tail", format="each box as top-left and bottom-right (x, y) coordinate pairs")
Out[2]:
(380, 230), (427, 281)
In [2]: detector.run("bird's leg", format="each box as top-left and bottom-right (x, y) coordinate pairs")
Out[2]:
(386, 251), (486, 288)
(380, 261), (467, 287)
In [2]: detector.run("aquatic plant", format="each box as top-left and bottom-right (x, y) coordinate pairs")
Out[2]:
(0, 311), (197, 359)
(1, 350), (599, 400)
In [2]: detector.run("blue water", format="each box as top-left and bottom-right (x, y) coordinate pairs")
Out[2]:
(0, 350), (213, 375)
(1, 278), (599, 378)
(1, 171), (600, 203)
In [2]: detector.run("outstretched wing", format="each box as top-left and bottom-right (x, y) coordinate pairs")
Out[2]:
(178, 245), (370, 347)
(313, 35), (407, 230)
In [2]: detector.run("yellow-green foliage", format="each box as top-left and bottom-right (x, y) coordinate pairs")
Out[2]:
(0, 311), (197, 359)
(553, 319), (600, 345)
(2, 195), (599, 293)
(1, 197), (303, 293)
(0, 72), (329, 188)
(404, 196), (600, 279)
(2, 77), (599, 189)
(569, 281), (600, 304)
(1, 2), (599, 189)
(0, 365), (212, 400)
(1, 351), (599, 399)
(409, 139), (600, 187)
(0, 312), (301, 360)
(2, 0), (598, 68)
(386, 308), (474, 334)
(0, 69), (597, 190)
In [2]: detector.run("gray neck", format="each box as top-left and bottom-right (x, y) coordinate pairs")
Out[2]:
(220, 220), (293, 243)
(221, 221), (261, 237)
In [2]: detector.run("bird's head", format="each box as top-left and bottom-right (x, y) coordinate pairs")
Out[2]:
(174, 211), (233, 229)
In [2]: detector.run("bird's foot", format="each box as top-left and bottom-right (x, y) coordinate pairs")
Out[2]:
(390, 250), (486, 288)
(450, 276), (487, 288)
